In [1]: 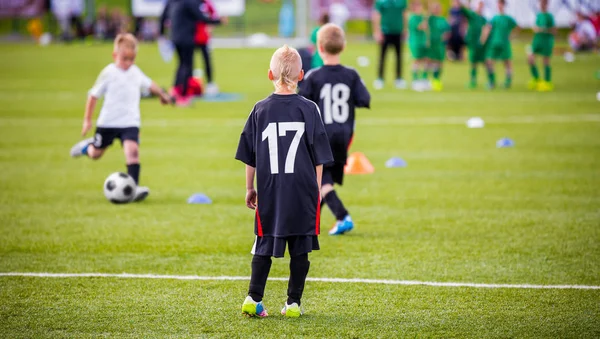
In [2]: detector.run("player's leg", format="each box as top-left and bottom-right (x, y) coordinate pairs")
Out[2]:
(504, 59), (513, 89)
(431, 54), (443, 92)
(540, 54), (553, 91)
(199, 44), (218, 95)
(375, 36), (390, 89)
(283, 253), (309, 317)
(122, 129), (148, 202)
(393, 34), (406, 89)
(485, 58), (496, 89)
(174, 44), (194, 105)
(528, 53), (540, 89)
(70, 129), (109, 159)
(243, 253), (272, 317)
(322, 165), (352, 235)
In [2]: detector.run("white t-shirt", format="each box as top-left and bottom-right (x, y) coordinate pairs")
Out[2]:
(89, 64), (152, 128)
(575, 20), (597, 41)
(329, 3), (351, 28)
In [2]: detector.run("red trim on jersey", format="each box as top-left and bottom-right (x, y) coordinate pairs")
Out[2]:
(316, 194), (321, 235)
(255, 208), (264, 237)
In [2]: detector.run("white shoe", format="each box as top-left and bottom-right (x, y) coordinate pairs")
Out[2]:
(70, 137), (94, 158)
(395, 79), (407, 89)
(373, 79), (384, 90)
(205, 83), (219, 96)
(422, 80), (433, 91)
(412, 80), (424, 92)
(132, 186), (149, 202)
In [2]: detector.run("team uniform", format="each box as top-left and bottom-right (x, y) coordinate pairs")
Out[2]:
(235, 94), (333, 257)
(310, 26), (324, 68)
(427, 15), (450, 91)
(374, 0), (408, 88)
(485, 14), (517, 61)
(529, 12), (555, 90)
(236, 93), (333, 318)
(299, 66), (371, 186)
(408, 13), (427, 60)
(461, 7), (487, 87)
(88, 63), (152, 149)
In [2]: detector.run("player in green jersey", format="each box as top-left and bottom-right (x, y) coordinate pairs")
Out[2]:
(426, 1), (450, 91)
(408, 1), (430, 91)
(461, 0), (487, 88)
(481, 0), (518, 89)
(528, 0), (556, 92)
(310, 13), (330, 69)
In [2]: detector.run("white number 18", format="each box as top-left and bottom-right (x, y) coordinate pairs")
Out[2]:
(262, 122), (305, 174)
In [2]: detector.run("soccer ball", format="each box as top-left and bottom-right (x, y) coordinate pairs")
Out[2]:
(103, 172), (136, 204)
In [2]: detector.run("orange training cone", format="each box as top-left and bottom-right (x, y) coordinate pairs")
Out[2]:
(344, 152), (375, 175)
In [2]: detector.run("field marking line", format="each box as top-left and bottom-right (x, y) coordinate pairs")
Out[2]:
(0, 272), (598, 290)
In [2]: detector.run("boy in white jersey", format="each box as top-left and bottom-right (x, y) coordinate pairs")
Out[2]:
(70, 33), (172, 202)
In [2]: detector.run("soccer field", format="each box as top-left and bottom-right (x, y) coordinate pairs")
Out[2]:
(0, 42), (599, 338)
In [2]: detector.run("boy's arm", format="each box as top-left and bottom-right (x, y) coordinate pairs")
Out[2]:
(480, 24), (491, 44)
(372, 10), (383, 42)
(186, 0), (223, 25)
(353, 75), (371, 109)
(159, 0), (171, 36)
(149, 82), (173, 105)
(245, 165), (257, 210)
(315, 165), (323, 192)
(82, 96), (97, 136)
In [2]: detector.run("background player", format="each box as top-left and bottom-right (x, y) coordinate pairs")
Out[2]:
(372, 0), (408, 90)
(528, 0), (556, 92)
(426, 1), (450, 91)
(236, 45), (333, 318)
(481, 0), (517, 89)
(69, 33), (172, 202)
(299, 23), (371, 236)
(408, 1), (430, 91)
(461, 0), (487, 89)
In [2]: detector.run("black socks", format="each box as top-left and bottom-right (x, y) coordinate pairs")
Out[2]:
(127, 163), (140, 184)
(324, 191), (349, 221)
(287, 254), (310, 306)
(248, 255), (272, 302)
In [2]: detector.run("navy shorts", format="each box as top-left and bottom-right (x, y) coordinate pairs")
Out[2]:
(322, 163), (345, 186)
(251, 236), (319, 258)
(92, 127), (139, 149)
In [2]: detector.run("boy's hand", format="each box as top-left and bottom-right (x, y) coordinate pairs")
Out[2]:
(245, 188), (257, 210)
(81, 120), (92, 136)
(159, 92), (173, 105)
(373, 30), (383, 43)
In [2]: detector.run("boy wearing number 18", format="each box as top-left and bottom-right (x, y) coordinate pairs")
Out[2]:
(299, 23), (371, 235)
(236, 45), (333, 317)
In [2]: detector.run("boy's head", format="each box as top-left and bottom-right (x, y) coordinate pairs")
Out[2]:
(429, 1), (441, 15)
(475, 0), (484, 14)
(317, 23), (345, 57)
(498, 0), (506, 12)
(268, 45), (303, 91)
(412, 1), (423, 13)
(540, 0), (548, 11)
(113, 33), (138, 70)
(319, 12), (330, 25)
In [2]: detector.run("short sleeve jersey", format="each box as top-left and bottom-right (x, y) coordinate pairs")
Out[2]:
(408, 14), (427, 46)
(534, 12), (555, 40)
(235, 94), (334, 237)
(299, 65), (371, 163)
(462, 8), (487, 46)
(310, 26), (324, 68)
(488, 14), (517, 47)
(374, 0), (407, 34)
(428, 15), (450, 45)
(89, 64), (152, 128)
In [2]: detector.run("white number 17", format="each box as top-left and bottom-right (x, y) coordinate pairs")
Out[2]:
(262, 122), (305, 174)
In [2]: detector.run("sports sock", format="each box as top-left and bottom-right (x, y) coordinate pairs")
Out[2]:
(544, 65), (551, 82)
(433, 66), (441, 80)
(505, 71), (512, 87)
(412, 65), (419, 81)
(323, 190), (349, 221)
(127, 163), (140, 184)
(487, 67), (495, 86)
(248, 255), (272, 302)
(470, 66), (477, 83)
(529, 64), (539, 80)
(421, 70), (428, 79)
(287, 254), (310, 306)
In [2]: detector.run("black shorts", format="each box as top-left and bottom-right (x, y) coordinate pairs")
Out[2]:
(92, 127), (139, 149)
(322, 162), (345, 186)
(251, 236), (319, 258)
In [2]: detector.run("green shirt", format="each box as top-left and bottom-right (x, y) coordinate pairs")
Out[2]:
(488, 14), (517, 47)
(461, 7), (487, 46)
(408, 14), (427, 46)
(310, 26), (323, 68)
(428, 15), (450, 45)
(374, 0), (407, 34)
(534, 12), (555, 38)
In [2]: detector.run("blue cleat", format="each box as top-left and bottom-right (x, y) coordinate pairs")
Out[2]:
(328, 215), (354, 235)
(241, 296), (268, 318)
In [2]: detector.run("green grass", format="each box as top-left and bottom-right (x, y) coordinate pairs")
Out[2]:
(0, 42), (599, 338)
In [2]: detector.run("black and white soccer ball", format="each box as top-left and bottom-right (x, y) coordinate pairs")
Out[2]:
(103, 172), (136, 204)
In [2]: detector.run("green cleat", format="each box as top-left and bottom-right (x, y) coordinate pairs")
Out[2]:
(241, 296), (268, 318)
(281, 302), (302, 318)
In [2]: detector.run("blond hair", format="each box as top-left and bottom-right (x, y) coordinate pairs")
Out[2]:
(113, 33), (138, 53)
(317, 23), (345, 56)
(269, 44), (302, 91)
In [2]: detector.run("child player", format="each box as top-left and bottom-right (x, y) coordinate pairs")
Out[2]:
(461, 0), (487, 88)
(426, 1), (450, 91)
(299, 23), (371, 235)
(408, 1), (430, 91)
(70, 33), (172, 202)
(481, 0), (517, 89)
(236, 45), (333, 317)
(528, 0), (556, 92)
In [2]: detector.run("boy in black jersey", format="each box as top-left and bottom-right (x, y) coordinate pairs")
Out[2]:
(299, 23), (371, 235)
(236, 45), (333, 318)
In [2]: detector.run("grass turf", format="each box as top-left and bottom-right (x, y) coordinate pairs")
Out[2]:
(0, 42), (599, 338)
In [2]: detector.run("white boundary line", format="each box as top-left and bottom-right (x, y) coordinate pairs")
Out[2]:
(0, 272), (598, 290)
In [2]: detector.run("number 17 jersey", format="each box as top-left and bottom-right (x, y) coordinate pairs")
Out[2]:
(235, 94), (334, 237)
(299, 65), (371, 164)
